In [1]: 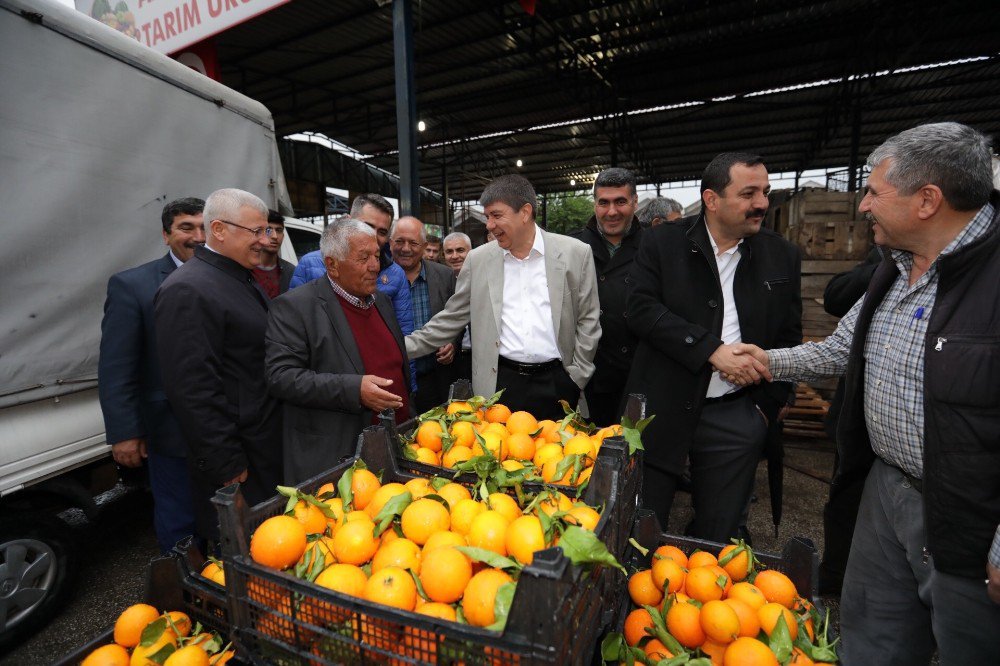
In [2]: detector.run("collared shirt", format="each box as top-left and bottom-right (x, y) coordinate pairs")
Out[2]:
(407, 262), (434, 375)
(327, 276), (374, 309)
(768, 203), (995, 478)
(169, 250), (184, 267)
(706, 222), (745, 398)
(499, 225), (561, 363)
(597, 221), (630, 259)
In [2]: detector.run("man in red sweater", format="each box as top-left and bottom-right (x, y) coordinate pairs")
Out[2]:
(265, 218), (412, 483)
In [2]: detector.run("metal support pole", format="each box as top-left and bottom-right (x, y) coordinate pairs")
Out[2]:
(540, 193), (548, 229)
(847, 106), (861, 192)
(393, 0), (419, 215)
(441, 144), (450, 233)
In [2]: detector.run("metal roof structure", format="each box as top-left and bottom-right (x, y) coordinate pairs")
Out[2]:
(214, 0), (1000, 200)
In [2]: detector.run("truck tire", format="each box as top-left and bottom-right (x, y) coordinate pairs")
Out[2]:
(0, 516), (78, 651)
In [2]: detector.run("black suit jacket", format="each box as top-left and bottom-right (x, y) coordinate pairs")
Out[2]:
(266, 278), (413, 484)
(98, 253), (186, 457)
(154, 246), (282, 534)
(626, 215), (802, 473)
(278, 258), (295, 294)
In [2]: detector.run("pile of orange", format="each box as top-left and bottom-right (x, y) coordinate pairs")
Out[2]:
(404, 398), (624, 487)
(243, 464), (604, 635)
(80, 604), (233, 666)
(620, 541), (838, 665)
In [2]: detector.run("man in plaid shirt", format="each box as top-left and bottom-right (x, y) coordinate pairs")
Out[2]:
(738, 122), (1000, 664)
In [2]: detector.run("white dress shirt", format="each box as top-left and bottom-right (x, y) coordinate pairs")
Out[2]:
(705, 223), (744, 398)
(498, 225), (561, 363)
(169, 249), (184, 267)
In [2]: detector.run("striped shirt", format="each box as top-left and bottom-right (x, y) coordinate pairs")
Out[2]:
(768, 202), (999, 567)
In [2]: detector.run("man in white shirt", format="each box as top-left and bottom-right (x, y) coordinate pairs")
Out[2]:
(625, 153), (802, 542)
(405, 175), (601, 420)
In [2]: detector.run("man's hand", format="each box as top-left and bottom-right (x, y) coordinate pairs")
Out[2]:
(111, 438), (147, 468)
(988, 561), (1000, 605)
(222, 469), (248, 487)
(709, 343), (772, 386)
(361, 375), (404, 412)
(436, 343), (455, 365)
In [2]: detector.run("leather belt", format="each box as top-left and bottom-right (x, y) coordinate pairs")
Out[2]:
(498, 356), (561, 375)
(703, 387), (750, 405)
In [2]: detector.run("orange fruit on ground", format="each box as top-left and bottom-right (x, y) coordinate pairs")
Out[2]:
(446, 400), (475, 415)
(566, 505), (601, 531)
(450, 497), (486, 536)
(700, 599), (741, 644)
(364, 482), (408, 519)
(719, 544), (752, 581)
(628, 569), (664, 608)
(644, 639), (674, 661)
(435, 482), (472, 509)
(501, 459), (525, 472)
(415, 420), (445, 452)
(372, 537), (422, 574)
(462, 568), (513, 627)
(332, 519), (380, 565)
(729, 582), (767, 610)
(486, 493), (522, 523)
(533, 443), (564, 468)
(364, 566), (417, 611)
(654, 544), (689, 569)
(688, 550), (719, 569)
(701, 639), (730, 665)
(442, 445), (474, 468)
(623, 607), (655, 646)
(505, 514), (547, 565)
(467, 510), (511, 556)
(485, 403), (512, 423)
(422, 530), (466, 553)
(350, 468), (381, 510)
(450, 420), (477, 448)
(723, 636), (779, 666)
(315, 563), (368, 597)
(724, 597), (761, 638)
(82, 643), (130, 666)
(250, 515), (308, 570)
(293, 501), (329, 536)
(401, 498), (451, 545)
(114, 603), (161, 648)
(506, 432), (536, 461)
(665, 600), (705, 649)
(404, 477), (432, 499)
(757, 602), (799, 640)
(413, 447), (440, 465)
(563, 435), (596, 464)
(200, 561), (225, 586)
(420, 545), (473, 603)
(163, 645), (210, 666)
(753, 570), (798, 609)
(651, 556), (687, 594)
(506, 411), (539, 435)
(685, 565), (727, 603)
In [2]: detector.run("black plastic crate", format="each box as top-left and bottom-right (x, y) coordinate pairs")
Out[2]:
(212, 425), (624, 665)
(381, 380), (646, 562)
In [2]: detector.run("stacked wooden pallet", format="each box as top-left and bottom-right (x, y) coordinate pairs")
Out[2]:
(782, 382), (831, 439)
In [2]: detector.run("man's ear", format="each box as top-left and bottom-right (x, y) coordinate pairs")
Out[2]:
(519, 203), (533, 224)
(915, 184), (944, 220)
(702, 189), (719, 213)
(162, 229), (171, 246)
(324, 254), (338, 278)
(209, 219), (226, 242)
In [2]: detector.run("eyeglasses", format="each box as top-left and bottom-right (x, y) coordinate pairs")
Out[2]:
(216, 219), (274, 238)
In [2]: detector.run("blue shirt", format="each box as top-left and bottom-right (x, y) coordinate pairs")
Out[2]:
(408, 262), (435, 376)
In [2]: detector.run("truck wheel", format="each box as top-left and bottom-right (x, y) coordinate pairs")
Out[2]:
(0, 517), (78, 650)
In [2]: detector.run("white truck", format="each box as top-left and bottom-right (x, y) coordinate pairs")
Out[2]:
(0, 0), (300, 646)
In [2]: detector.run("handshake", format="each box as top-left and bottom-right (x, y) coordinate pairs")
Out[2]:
(709, 343), (771, 386)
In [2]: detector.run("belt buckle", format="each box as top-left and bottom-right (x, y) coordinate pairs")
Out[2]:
(517, 363), (532, 376)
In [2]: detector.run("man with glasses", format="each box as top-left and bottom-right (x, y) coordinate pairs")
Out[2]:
(155, 188), (283, 543)
(251, 209), (296, 298)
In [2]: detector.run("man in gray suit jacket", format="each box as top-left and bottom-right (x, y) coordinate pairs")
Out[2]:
(265, 219), (413, 484)
(406, 175), (601, 420)
(391, 216), (457, 413)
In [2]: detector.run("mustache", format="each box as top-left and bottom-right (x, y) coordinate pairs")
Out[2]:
(745, 208), (767, 219)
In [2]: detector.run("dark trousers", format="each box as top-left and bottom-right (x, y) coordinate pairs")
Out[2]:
(496, 361), (580, 422)
(641, 394), (767, 543)
(147, 451), (196, 553)
(414, 366), (451, 414)
(584, 381), (626, 428)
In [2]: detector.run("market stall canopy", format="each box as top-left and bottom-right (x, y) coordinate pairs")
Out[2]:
(212, 0), (1000, 197)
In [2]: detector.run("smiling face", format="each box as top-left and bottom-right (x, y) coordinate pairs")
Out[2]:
(390, 217), (426, 273)
(702, 163), (771, 242)
(209, 205), (268, 269)
(356, 203), (392, 248)
(325, 233), (381, 298)
(594, 185), (637, 242)
(162, 213), (205, 262)
(858, 159), (920, 251)
(484, 201), (534, 257)
(443, 237), (471, 273)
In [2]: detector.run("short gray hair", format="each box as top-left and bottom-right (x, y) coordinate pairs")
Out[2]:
(443, 231), (471, 248)
(639, 197), (683, 225)
(320, 217), (376, 260)
(389, 216), (427, 242)
(867, 122), (993, 211)
(203, 188), (268, 226)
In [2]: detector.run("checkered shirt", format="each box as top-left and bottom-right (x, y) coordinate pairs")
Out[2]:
(408, 262), (434, 375)
(767, 203), (999, 568)
(328, 277), (374, 309)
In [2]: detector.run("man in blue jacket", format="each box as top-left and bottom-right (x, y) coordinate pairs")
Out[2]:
(98, 198), (203, 552)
